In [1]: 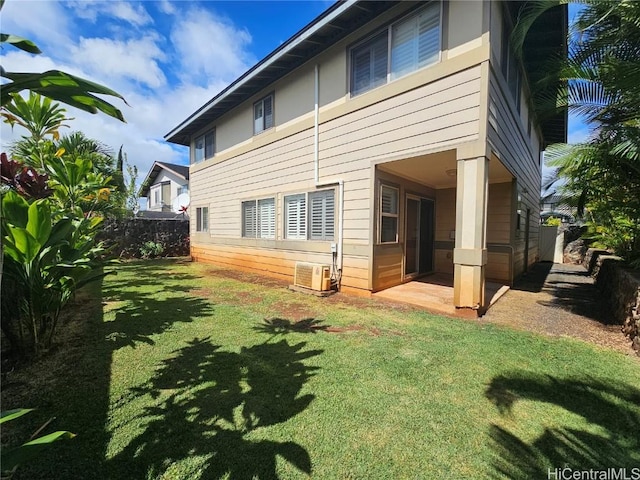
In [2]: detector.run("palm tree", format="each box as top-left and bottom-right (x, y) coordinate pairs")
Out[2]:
(514, 0), (640, 263)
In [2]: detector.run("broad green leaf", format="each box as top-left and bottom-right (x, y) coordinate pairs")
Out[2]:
(0, 409), (35, 424)
(0, 33), (42, 54)
(1, 431), (75, 471)
(5, 225), (41, 263)
(1, 190), (29, 228)
(1, 71), (127, 122)
(26, 201), (52, 246)
(44, 218), (73, 248)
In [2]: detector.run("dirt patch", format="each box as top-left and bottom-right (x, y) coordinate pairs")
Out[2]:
(188, 288), (263, 305)
(484, 264), (637, 357)
(205, 268), (289, 289)
(269, 301), (317, 321)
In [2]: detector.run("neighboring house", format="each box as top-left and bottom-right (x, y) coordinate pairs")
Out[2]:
(165, 1), (567, 311)
(139, 161), (190, 214)
(541, 194), (576, 224)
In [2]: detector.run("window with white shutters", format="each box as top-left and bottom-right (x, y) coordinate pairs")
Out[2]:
(254, 94), (274, 134)
(258, 198), (275, 239)
(350, 3), (441, 96)
(309, 190), (335, 241)
(391, 3), (440, 80)
(242, 198), (275, 239)
(351, 31), (388, 96)
(380, 185), (399, 243)
(242, 201), (257, 238)
(284, 194), (306, 240)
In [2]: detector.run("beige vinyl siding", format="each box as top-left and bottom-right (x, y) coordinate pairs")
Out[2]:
(487, 67), (541, 278)
(486, 182), (512, 244)
(446, 0), (484, 59)
(435, 182), (513, 282)
(435, 188), (456, 274)
(486, 251), (510, 282)
(187, 1), (488, 292)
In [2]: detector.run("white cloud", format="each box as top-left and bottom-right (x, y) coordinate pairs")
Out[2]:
(71, 36), (167, 88)
(158, 0), (176, 15)
(0, 0), (72, 50)
(108, 2), (153, 26)
(69, 1), (152, 27)
(170, 7), (255, 84)
(1, 1), (258, 201)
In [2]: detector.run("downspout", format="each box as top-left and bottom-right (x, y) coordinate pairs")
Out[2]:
(313, 63), (344, 285)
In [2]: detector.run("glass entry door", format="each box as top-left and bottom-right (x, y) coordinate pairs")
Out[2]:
(405, 196), (434, 277)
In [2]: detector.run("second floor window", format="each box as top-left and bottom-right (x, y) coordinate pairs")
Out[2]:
(501, 16), (522, 113)
(194, 130), (215, 164)
(351, 3), (441, 96)
(254, 94), (273, 134)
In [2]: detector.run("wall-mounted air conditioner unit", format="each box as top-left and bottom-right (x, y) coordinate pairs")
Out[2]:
(294, 262), (331, 292)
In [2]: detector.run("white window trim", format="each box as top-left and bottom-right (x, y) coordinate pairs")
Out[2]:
(379, 184), (400, 244)
(193, 129), (215, 164)
(283, 189), (336, 241)
(196, 206), (209, 232)
(349, 2), (443, 97)
(241, 197), (276, 239)
(253, 93), (274, 135)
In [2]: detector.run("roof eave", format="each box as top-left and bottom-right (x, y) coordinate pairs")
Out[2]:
(164, 0), (359, 146)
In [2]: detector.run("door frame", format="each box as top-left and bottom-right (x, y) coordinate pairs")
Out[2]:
(404, 194), (435, 280)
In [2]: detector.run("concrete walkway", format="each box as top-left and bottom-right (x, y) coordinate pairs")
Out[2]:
(482, 262), (635, 355)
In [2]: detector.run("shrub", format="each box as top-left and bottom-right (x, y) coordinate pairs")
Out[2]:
(544, 216), (562, 227)
(139, 241), (164, 259)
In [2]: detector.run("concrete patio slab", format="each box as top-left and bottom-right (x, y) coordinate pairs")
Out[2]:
(372, 273), (509, 318)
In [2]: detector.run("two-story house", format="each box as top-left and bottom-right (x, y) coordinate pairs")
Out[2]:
(166, 0), (567, 312)
(139, 161), (190, 214)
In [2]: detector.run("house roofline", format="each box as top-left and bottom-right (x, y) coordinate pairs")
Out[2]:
(165, 0), (398, 146)
(139, 161), (189, 197)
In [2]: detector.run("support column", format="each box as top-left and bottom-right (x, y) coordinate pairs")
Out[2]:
(453, 154), (489, 309)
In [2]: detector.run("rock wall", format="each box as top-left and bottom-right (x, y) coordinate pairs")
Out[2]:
(562, 226), (588, 264)
(587, 249), (640, 354)
(98, 218), (190, 258)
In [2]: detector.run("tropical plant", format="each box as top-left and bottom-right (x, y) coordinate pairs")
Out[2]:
(543, 216), (561, 227)
(0, 0), (127, 120)
(139, 241), (164, 259)
(0, 408), (74, 480)
(45, 153), (113, 213)
(1, 188), (108, 355)
(1, 92), (71, 142)
(514, 0), (640, 265)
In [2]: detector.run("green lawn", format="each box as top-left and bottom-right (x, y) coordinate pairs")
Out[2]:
(2, 259), (639, 479)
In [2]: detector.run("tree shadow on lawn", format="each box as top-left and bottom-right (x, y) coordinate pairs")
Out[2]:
(101, 271), (214, 350)
(485, 372), (640, 479)
(254, 317), (330, 336)
(106, 336), (323, 479)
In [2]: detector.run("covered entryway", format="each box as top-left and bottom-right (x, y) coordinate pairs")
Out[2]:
(372, 147), (515, 313)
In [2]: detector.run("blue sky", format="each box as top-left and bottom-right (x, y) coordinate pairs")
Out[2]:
(2, 0), (587, 195)
(1, 0), (332, 180)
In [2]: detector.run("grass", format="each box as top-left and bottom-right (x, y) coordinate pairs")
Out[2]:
(2, 259), (639, 479)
